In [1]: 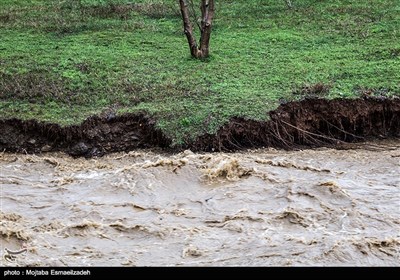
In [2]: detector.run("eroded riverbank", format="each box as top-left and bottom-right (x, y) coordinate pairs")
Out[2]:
(1, 98), (399, 156)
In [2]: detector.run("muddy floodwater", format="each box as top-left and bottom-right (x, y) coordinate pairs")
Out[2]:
(1, 140), (399, 266)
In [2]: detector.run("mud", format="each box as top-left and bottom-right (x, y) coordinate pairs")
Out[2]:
(1, 97), (399, 156)
(0, 114), (170, 157)
(1, 139), (399, 266)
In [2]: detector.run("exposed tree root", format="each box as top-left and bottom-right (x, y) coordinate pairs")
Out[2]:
(0, 97), (399, 157)
(190, 97), (400, 151)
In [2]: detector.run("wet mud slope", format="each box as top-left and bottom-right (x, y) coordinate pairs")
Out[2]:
(1, 140), (399, 266)
(1, 98), (399, 156)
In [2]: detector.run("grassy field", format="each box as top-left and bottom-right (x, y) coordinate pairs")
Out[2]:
(0, 0), (399, 145)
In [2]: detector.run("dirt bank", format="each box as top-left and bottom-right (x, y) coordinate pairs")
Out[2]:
(1, 97), (399, 156)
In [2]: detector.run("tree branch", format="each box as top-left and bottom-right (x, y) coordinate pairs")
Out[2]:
(199, 0), (214, 57)
(189, 0), (201, 31)
(179, 0), (200, 58)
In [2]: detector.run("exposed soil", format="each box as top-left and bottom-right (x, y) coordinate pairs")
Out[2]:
(0, 114), (170, 157)
(191, 97), (400, 151)
(1, 97), (399, 157)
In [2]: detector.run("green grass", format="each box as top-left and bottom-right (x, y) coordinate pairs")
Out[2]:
(1, 0), (399, 145)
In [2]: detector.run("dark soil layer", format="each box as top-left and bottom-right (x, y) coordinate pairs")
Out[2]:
(0, 114), (170, 157)
(1, 98), (399, 157)
(191, 97), (400, 152)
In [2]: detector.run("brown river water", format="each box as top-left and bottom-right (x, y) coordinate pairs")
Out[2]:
(1, 140), (399, 266)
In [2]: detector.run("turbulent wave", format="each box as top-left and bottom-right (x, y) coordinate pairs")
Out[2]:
(1, 140), (399, 266)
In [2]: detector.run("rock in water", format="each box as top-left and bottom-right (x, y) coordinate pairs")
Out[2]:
(69, 142), (89, 156)
(41, 145), (52, 152)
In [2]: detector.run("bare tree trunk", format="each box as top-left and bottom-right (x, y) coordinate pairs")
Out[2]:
(179, 0), (200, 58)
(199, 0), (215, 58)
(179, 0), (215, 59)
